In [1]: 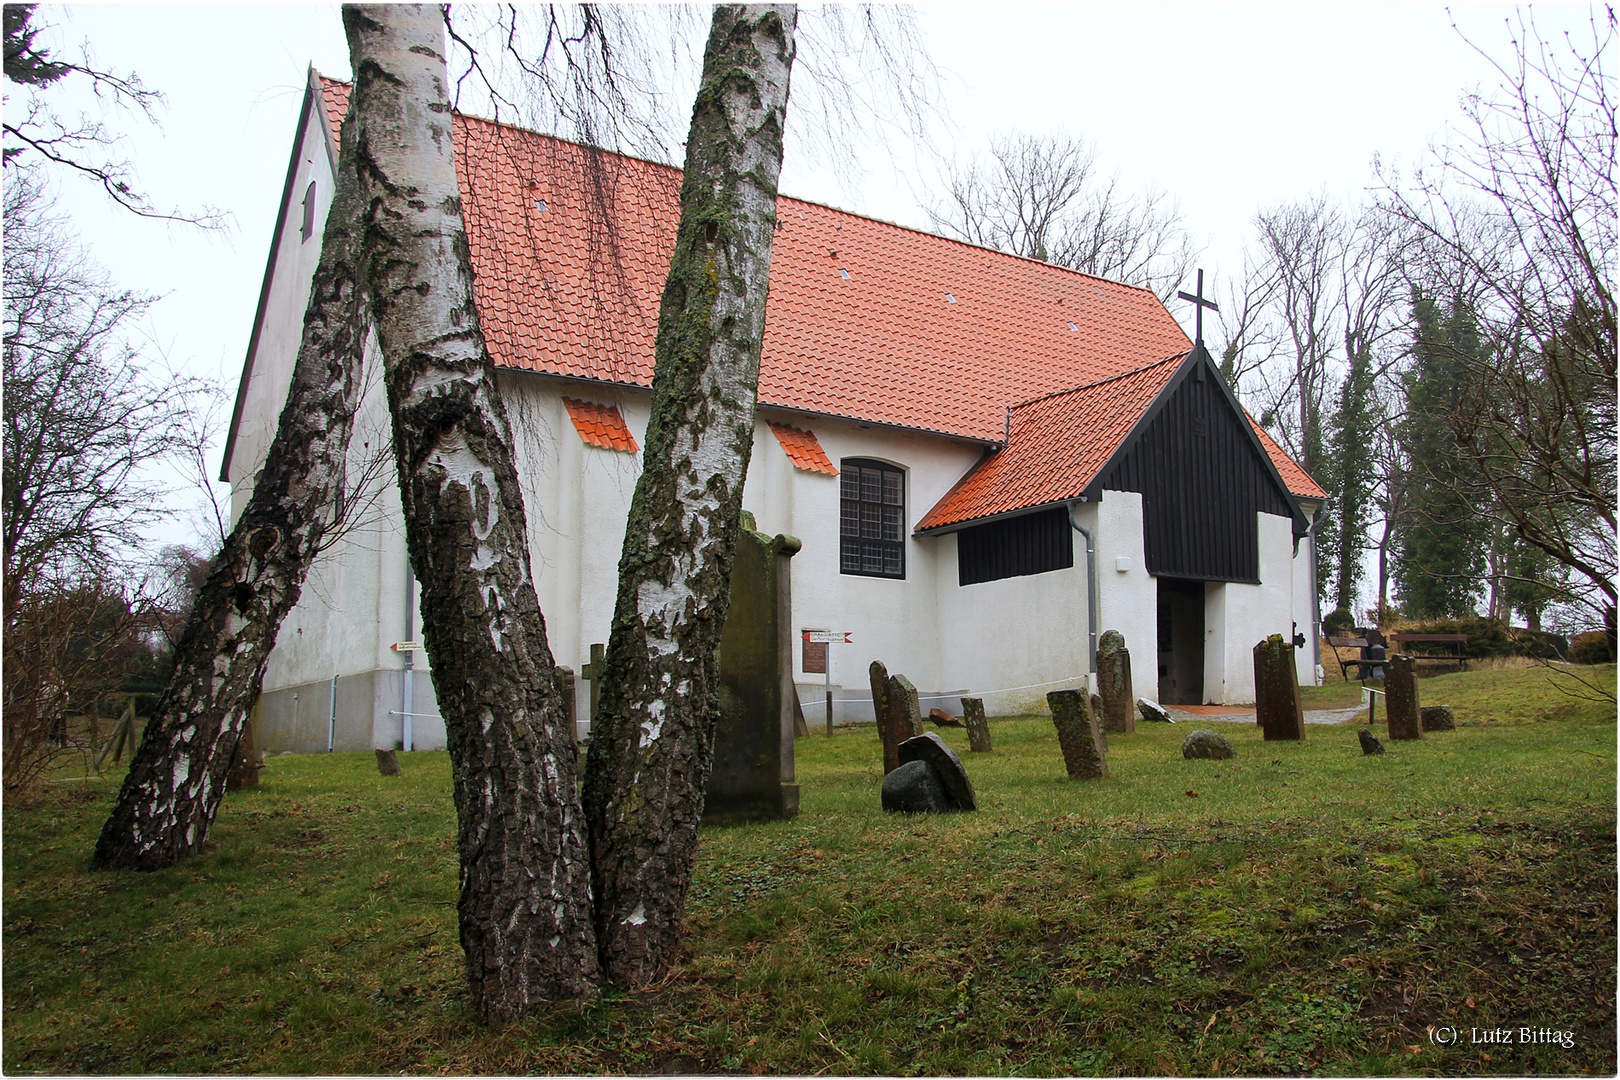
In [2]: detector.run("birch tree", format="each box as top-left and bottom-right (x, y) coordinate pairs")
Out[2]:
(340, 5), (599, 1016)
(583, 4), (797, 988)
(89, 92), (373, 869)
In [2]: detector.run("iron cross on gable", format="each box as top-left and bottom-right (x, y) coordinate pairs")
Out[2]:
(1177, 268), (1219, 347)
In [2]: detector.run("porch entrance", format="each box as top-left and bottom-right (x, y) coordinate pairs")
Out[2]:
(1156, 577), (1205, 705)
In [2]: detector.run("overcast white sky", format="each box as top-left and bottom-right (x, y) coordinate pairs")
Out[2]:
(15, 2), (1595, 556)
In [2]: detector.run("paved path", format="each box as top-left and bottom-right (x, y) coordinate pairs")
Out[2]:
(1167, 706), (1366, 726)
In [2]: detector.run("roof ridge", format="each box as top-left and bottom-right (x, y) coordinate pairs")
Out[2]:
(312, 72), (1174, 303)
(1009, 350), (1190, 413)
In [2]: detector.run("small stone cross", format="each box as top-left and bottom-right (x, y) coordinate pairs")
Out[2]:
(1177, 268), (1219, 347)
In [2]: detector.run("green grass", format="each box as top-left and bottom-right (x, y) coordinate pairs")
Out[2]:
(5, 664), (1615, 1075)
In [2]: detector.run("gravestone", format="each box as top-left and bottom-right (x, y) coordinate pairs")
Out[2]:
(869, 660), (890, 727)
(1252, 634), (1306, 741)
(929, 707), (964, 728)
(1358, 727), (1386, 755)
(1420, 705), (1455, 732)
(791, 684), (809, 738)
(879, 673), (922, 773)
(1096, 630), (1136, 734)
(1181, 729), (1234, 760)
(553, 665), (577, 745)
(705, 512), (803, 823)
(962, 698), (992, 752)
(1138, 698), (1175, 724)
(882, 760), (951, 813)
(582, 642), (606, 729)
(1384, 654), (1422, 741)
(1047, 688), (1107, 780)
(1091, 693), (1104, 722)
(898, 732), (976, 810)
(375, 748), (401, 776)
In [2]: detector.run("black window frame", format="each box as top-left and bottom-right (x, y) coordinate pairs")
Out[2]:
(839, 458), (907, 579)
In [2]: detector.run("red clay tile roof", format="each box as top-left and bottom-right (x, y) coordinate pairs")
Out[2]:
(767, 423), (837, 475)
(562, 398), (638, 453)
(1248, 417), (1327, 499)
(916, 353), (1187, 531)
(316, 79), (1319, 509)
(316, 78), (1191, 443)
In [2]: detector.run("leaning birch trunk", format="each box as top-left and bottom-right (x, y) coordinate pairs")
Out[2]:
(583, 4), (796, 987)
(91, 85), (372, 871)
(342, 5), (598, 1016)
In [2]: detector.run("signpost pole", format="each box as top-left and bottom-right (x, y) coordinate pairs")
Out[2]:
(825, 664), (833, 736)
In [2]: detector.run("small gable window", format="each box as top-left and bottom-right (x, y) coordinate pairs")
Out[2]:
(840, 459), (905, 579)
(300, 180), (317, 242)
(957, 506), (1073, 586)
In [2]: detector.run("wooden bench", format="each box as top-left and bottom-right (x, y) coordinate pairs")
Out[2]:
(1388, 633), (1472, 670)
(1327, 636), (1370, 679)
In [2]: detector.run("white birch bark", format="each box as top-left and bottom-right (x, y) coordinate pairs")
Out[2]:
(583, 4), (797, 987)
(342, 4), (598, 1018)
(92, 80), (371, 871)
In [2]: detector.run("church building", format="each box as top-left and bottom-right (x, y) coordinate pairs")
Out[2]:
(221, 71), (1326, 753)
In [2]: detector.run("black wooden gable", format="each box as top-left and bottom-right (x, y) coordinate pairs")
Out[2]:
(1084, 347), (1306, 583)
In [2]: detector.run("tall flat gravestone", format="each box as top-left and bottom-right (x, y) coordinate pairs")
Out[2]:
(1385, 654), (1422, 741)
(1047, 688), (1107, 780)
(962, 697), (992, 752)
(1096, 630), (1135, 734)
(705, 512), (803, 824)
(1253, 634), (1306, 741)
(879, 674), (923, 774)
(553, 665), (577, 745)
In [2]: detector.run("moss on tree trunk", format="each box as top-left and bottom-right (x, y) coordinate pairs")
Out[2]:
(583, 4), (797, 987)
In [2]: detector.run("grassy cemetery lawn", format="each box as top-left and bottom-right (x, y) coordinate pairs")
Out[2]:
(5, 664), (1614, 1075)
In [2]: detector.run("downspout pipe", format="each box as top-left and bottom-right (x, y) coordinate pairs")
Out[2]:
(1068, 501), (1098, 675)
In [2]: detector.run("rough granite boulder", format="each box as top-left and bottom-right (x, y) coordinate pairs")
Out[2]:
(1358, 727), (1386, 755)
(1181, 729), (1235, 760)
(898, 732), (976, 811)
(881, 759), (952, 814)
(1420, 705), (1455, 732)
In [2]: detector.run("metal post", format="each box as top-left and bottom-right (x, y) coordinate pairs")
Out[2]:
(823, 654), (832, 735)
(327, 674), (338, 752)
(402, 572), (415, 752)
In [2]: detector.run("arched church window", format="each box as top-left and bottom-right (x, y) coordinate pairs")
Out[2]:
(840, 459), (905, 579)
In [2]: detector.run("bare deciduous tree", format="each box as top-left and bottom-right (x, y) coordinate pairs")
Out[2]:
(927, 132), (1197, 301)
(1, 4), (221, 225)
(1379, 7), (1616, 632)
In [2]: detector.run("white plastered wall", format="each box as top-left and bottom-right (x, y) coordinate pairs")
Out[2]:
(744, 414), (985, 720)
(1201, 510), (1298, 704)
(1089, 491), (1159, 704)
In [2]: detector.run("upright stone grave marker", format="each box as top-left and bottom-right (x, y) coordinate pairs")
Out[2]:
(881, 673), (923, 774)
(1047, 688), (1107, 780)
(1096, 630), (1135, 734)
(870, 659), (892, 760)
(1384, 654), (1422, 741)
(553, 665), (577, 745)
(1253, 634), (1306, 741)
(705, 513), (803, 823)
(962, 697), (992, 752)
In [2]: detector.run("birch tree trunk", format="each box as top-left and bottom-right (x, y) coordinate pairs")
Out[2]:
(342, 5), (598, 1017)
(90, 87), (371, 871)
(583, 4), (796, 988)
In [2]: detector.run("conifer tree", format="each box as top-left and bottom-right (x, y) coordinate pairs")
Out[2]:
(1393, 293), (1489, 617)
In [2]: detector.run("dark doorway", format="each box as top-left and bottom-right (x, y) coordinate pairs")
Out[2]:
(1156, 577), (1205, 705)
